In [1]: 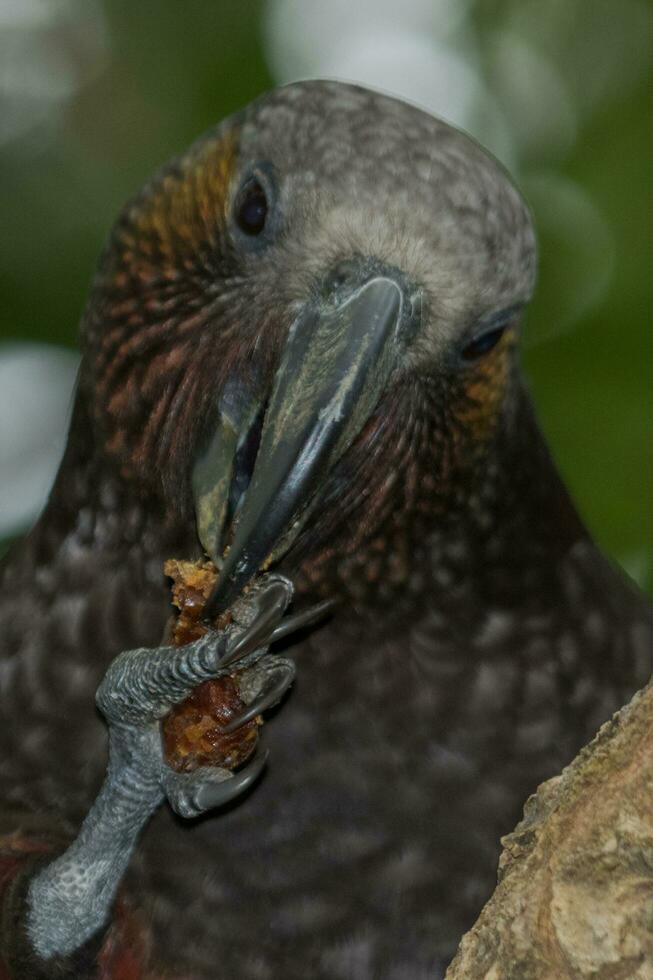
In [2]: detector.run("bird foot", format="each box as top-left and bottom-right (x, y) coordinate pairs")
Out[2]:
(96, 572), (337, 817)
(28, 573), (329, 959)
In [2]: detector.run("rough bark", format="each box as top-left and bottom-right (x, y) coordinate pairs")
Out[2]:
(446, 681), (653, 979)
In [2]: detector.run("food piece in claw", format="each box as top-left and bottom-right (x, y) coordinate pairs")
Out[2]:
(162, 674), (261, 773)
(165, 558), (228, 644)
(162, 557), (261, 774)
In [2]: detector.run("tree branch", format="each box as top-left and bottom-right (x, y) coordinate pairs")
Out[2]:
(446, 680), (653, 978)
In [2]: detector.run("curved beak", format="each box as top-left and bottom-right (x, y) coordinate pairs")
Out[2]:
(194, 274), (405, 620)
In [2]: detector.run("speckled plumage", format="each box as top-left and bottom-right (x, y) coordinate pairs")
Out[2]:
(1, 81), (652, 979)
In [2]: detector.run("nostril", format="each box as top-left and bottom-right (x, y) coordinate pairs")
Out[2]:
(321, 259), (423, 345)
(323, 258), (362, 298)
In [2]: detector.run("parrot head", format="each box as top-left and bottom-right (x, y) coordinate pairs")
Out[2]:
(81, 80), (537, 611)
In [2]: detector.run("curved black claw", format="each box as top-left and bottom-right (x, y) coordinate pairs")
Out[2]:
(223, 659), (296, 733)
(165, 750), (269, 819)
(269, 598), (337, 644)
(193, 751), (268, 810)
(222, 577), (293, 667)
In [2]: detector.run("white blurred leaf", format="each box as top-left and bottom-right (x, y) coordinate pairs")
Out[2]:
(0, 343), (79, 536)
(264, 0), (473, 82)
(0, 0), (109, 145)
(488, 31), (577, 165)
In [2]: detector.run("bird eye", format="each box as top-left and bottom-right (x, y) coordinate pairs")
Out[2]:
(460, 308), (521, 363)
(461, 326), (506, 361)
(234, 177), (268, 236)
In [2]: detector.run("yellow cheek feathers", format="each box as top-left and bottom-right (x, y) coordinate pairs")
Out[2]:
(457, 328), (515, 440)
(120, 130), (239, 279)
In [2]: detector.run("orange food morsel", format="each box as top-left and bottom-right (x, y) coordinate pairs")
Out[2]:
(164, 558), (230, 645)
(162, 558), (260, 774)
(161, 675), (260, 774)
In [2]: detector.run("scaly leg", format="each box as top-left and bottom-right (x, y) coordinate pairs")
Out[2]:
(26, 574), (303, 960)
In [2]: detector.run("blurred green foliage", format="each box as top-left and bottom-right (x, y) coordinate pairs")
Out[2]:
(1, 0), (651, 591)
(525, 81), (653, 591)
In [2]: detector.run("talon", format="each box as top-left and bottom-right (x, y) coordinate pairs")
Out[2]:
(221, 577), (293, 666)
(165, 750), (269, 818)
(223, 661), (296, 733)
(168, 750), (269, 818)
(269, 598), (337, 644)
(195, 751), (268, 809)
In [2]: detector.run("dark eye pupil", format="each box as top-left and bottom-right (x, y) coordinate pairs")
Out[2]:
(235, 179), (268, 236)
(462, 326), (505, 361)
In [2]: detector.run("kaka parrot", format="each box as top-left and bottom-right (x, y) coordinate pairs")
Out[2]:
(1, 80), (652, 980)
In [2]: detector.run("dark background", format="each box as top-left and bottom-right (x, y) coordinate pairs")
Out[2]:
(1, 0), (651, 592)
